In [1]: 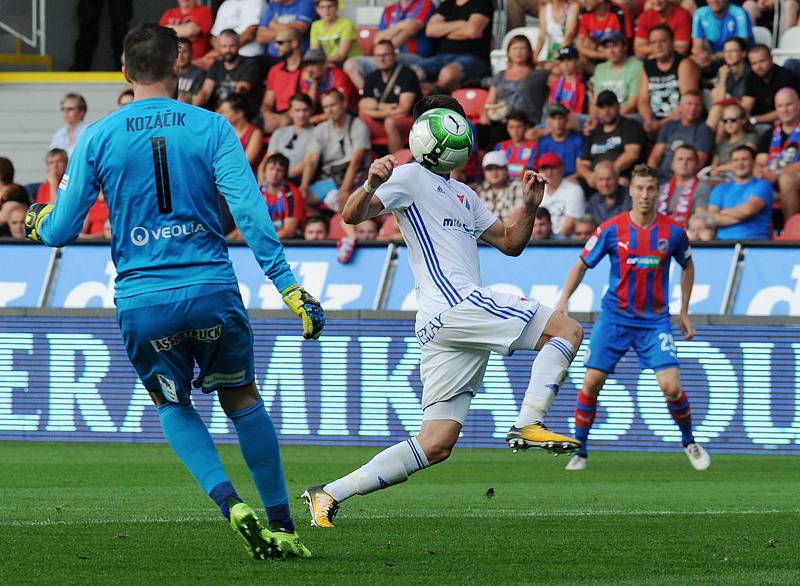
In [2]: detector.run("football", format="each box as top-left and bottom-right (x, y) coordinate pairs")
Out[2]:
(408, 107), (473, 174)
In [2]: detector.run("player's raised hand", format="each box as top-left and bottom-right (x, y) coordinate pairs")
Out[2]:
(679, 312), (695, 340)
(366, 155), (396, 191)
(521, 170), (548, 209)
(281, 285), (326, 340)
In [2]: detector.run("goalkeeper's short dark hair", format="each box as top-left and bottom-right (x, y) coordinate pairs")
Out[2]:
(123, 23), (178, 85)
(412, 95), (466, 120)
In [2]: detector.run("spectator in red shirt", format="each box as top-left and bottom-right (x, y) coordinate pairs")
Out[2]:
(80, 191), (109, 239)
(35, 148), (68, 204)
(258, 153), (306, 239)
(260, 28), (304, 133)
(219, 92), (265, 171)
(494, 111), (538, 180)
(299, 48), (358, 124)
(634, 0), (692, 58)
(576, 0), (633, 73)
(159, 0), (213, 59)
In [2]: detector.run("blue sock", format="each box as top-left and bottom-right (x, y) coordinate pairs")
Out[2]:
(228, 398), (294, 532)
(157, 403), (234, 518)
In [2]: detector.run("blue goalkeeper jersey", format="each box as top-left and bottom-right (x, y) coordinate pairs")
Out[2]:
(39, 97), (296, 299)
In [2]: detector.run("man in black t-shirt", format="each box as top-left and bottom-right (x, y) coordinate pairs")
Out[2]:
(741, 45), (800, 127)
(193, 29), (261, 111)
(359, 40), (422, 153)
(412, 0), (494, 91)
(176, 37), (206, 104)
(577, 90), (646, 189)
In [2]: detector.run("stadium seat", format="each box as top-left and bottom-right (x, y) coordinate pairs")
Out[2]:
(328, 212), (349, 240)
(452, 88), (488, 124)
(355, 6), (384, 27)
(775, 213), (800, 240)
(772, 26), (800, 62)
(753, 26), (773, 48)
(357, 27), (377, 56)
(393, 148), (413, 164)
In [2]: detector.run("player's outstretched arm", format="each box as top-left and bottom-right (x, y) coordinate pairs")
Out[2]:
(556, 260), (588, 316)
(479, 170), (546, 256)
(679, 257), (696, 340)
(341, 155), (394, 225)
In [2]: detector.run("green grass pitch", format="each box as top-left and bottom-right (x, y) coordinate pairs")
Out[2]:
(1, 442), (798, 585)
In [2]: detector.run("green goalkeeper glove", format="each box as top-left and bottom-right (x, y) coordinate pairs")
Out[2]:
(24, 203), (54, 243)
(281, 285), (325, 340)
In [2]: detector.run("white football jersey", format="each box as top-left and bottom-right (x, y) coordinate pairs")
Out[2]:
(375, 162), (499, 327)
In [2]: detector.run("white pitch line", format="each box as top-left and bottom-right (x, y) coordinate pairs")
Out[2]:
(2, 508), (799, 527)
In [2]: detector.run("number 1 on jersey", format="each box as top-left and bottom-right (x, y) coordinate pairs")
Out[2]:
(151, 136), (172, 213)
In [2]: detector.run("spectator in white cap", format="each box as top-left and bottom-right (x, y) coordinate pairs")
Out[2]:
(537, 152), (585, 238)
(476, 150), (524, 222)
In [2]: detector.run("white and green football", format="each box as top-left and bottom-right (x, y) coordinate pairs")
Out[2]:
(408, 107), (473, 174)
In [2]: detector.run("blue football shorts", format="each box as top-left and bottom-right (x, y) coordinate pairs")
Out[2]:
(584, 314), (679, 374)
(117, 283), (255, 404)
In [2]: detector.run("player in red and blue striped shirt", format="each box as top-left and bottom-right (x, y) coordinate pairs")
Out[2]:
(555, 165), (710, 471)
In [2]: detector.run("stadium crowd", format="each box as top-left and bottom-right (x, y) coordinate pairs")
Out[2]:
(2, 0), (800, 251)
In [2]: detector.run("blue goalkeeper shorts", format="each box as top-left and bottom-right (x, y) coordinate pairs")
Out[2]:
(117, 283), (255, 404)
(584, 314), (679, 374)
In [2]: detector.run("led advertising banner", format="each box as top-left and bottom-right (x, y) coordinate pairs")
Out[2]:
(386, 246), (736, 314)
(46, 245), (390, 310)
(0, 245), (53, 307)
(1, 316), (798, 453)
(732, 247), (800, 315)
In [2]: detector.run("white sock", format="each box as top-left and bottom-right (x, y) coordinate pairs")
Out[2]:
(324, 438), (429, 502)
(515, 337), (575, 428)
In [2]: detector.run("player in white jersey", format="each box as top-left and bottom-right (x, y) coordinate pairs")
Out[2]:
(304, 96), (584, 528)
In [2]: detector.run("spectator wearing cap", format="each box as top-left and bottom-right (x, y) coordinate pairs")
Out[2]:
(706, 37), (750, 131)
(415, 0), (494, 92)
(343, 0), (435, 90)
(159, 0), (213, 59)
(208, 0), (264, 60)
(260, 28), (304, 133)
(531, 207), (567, 240)
(538, 153), (585, 237)
(176, 37), (206, 104)
(590, 30), (642, 116)
(576, 0), (633, 73)
(531, 0), (580, 63)
(299, 47), (358, 124)
(658, 144), (712, 228)
(266, 93), (315, 185)
(548, 45), (588, 117)
(634, 0), (692, 58)
(638, 24), (700, 137)
(310, 0), (362, 68)
(586, 160), (632, 223)
(494, 111), (538, 181)
(691, 0), (753, 59)
(359, 40), (422, 154)
(573, 214), (598, 241)
(476, 151), (524, 223)
(258, 0), (317, 62)
(577, 90), (646, 189)
(193, 30), (261, 110)
(35, 149), (68, 205)
(537, 103), (584, 177)
(51, 93), (87, 158)
(648, 90), (714, 181)
(742, 45), (800, 129)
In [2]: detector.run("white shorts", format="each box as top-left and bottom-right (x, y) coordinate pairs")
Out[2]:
(417, 287), (554, 409)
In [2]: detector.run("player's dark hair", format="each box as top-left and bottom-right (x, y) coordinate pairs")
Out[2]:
(289, 92), (314, 108)
(123, 23), (178, 84)
(724, 36), (748, 52)
(266, 153), (290, 172)
(0, 157), (14, 184)
(306, 215), (330, 230)
(412, 95), (467, 120)
(630, 164), (660, 184)
(46, 148), (68, 163)
(535, 207), (552, 221)
(506, 110), (530, 126)
(649, 23), (674, 41)
(221, 92), (249, 113)
(730, 145), (756, 159)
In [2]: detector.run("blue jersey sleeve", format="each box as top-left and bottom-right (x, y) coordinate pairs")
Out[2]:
(671, 226), (691, 267)
(39, 128), (101, 247)
(213, 120), (297, 292)
(580, 223), (613, 268)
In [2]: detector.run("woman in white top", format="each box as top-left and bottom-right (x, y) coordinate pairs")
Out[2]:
(50, 93), (88, 158)
(533, 0), (579, 65)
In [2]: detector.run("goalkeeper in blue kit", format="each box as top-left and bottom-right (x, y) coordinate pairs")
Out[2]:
(25, 23), (324, 560)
